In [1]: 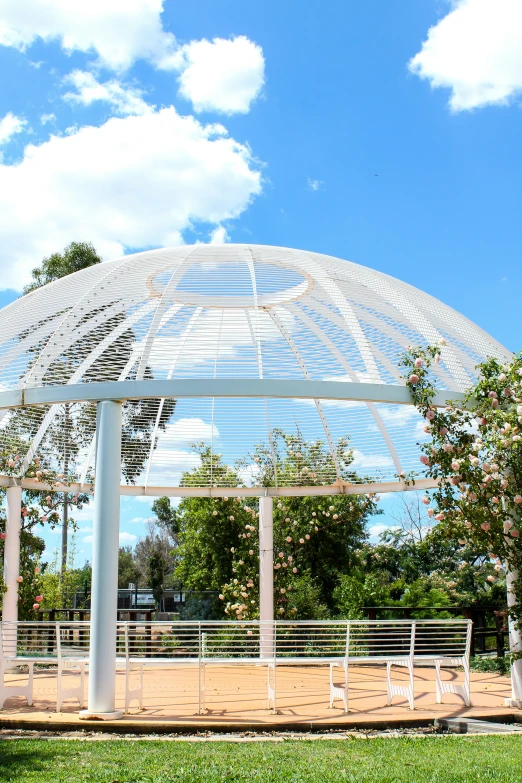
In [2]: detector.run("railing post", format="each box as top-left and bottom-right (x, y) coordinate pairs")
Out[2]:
(80, 400), (122, 720)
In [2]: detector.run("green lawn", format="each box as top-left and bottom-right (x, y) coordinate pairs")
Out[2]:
(1, 736), (521, 783)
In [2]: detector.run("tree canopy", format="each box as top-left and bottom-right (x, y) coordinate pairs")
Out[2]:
(22, 241), (102, 294)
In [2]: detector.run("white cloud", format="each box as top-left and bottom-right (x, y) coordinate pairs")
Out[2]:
(40, 113), (56, 125)
(409, 0), (522, 111)
(209, 225), (229, 244)
(0, 0), (177, 71)
(63, 70), (151, 116)
(129, 516), (145, 524)
(351, 450), (394, 470)
(0, 106), (262, 289)
(176, 36), (265, 115)
(78, 525), (92, 533)
(368, 523), (392, 540)
(0, 112), (26, 144)
(161, 418), (219, 446)
(119, 531), (137, 544)
(307, 178), (322, 191)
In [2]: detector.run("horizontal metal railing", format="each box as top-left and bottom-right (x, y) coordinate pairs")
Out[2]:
(0, 619), (471, 664)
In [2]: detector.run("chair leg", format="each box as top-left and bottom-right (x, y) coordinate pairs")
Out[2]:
(463, 662), (471, 707)
(408, 661), (415, 710)
(435, 661), (442, 703)
(0, 660), (34, 709)
(386, 662), (393, 706)
(329, 663), (349, 712)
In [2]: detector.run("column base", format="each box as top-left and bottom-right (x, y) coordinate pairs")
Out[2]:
(79, 709), (124, 721)
(504, 698), (522, 709)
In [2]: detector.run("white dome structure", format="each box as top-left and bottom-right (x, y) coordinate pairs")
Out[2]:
(0, 244), (510, 496)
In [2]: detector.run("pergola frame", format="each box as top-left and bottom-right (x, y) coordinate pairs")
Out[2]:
(1, 380), (463, 719)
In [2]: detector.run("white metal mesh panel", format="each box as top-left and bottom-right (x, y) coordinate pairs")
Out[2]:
(0, 244), (510, 490)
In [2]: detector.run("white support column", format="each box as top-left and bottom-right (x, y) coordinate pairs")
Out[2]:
(504, 568), (522, 707)
(259, 496), (274, 658)
(2, 486), (22, 640)
(80, 400), (122, 720)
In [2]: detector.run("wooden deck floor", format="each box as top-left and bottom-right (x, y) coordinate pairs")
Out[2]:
(0, 664), (517, 730)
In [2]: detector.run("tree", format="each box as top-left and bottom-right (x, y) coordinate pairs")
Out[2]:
(118, 546), (140, 589)
(14, 241), (175, 578)
(22, 241), (102, 294)
(172, 433), (379, 619)
(134, 520), (176, 588)
(400, 343), (522, 663)
(21, 242), (103, 574)
(147, 552), (167, 611)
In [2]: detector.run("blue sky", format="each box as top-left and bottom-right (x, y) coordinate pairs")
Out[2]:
(0, 0), (520, 565)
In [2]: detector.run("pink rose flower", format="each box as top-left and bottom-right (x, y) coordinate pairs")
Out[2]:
(414, 358), (424, 368)
(481, 522), (491, 531)
(409, 374), (419, 384)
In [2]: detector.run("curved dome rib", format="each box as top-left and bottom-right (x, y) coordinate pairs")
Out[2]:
(0, 243), (510, 493)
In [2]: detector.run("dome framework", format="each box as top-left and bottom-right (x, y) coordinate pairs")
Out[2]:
(0, 244), (509, 497)
(0, 243), (511, 719)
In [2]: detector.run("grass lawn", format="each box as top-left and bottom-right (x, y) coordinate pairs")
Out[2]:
(1, 736), (522, 783)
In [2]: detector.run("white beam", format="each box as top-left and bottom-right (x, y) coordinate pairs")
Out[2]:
(0, 378), (467, 410)
(0, 474), (439, 497)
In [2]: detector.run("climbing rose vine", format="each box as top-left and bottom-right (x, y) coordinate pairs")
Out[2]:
(400, 343), (522, 633)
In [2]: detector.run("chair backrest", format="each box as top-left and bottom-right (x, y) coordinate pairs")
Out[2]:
(56, 622), (90, 661)
(347, 620), (416, 660)
(413, 620), (471, 659)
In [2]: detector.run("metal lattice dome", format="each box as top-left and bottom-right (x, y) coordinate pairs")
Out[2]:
(0, 244), (510, 496)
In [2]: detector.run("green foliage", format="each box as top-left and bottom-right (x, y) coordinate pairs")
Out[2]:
(469, 655), (509, 675)
(334, 573), (390, 619)
(39, 540), (91, 611)
(400, 343), (522, 627)
(118, 546), (140, 589)
(148, 552), (167, 610)
(152, 496), (179, 537)
(22, 241), (102, 294)
(173, 433), (378, 619)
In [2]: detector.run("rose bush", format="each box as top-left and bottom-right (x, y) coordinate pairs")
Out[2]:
(400, 343), (522, 634)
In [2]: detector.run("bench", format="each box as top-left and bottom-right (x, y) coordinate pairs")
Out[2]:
(1, 619), (473, 715)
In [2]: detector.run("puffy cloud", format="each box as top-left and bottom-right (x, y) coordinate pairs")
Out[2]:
(0, 112), (26, 144)
(176, 36), (265, 114)
(368, 523), (392, 540)
(119, 531), (137, 543)
(161, 418), (219, 445)
(409, 0), (522, 111)
(350, 450), (394, 470)
(0, 0), (176, 71)
(63, 70), (151, 116)
(209, 225), (229, 244)
(0, 106), (262, 289)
